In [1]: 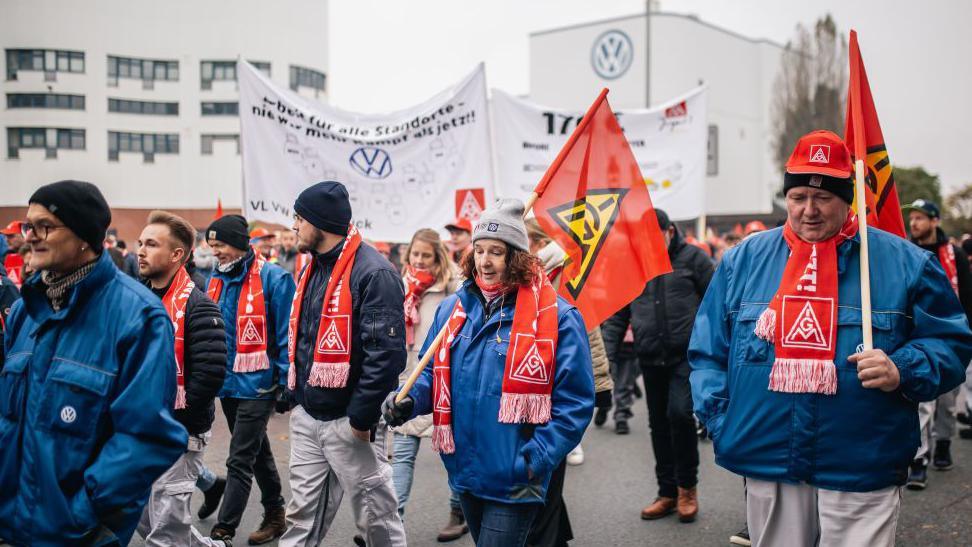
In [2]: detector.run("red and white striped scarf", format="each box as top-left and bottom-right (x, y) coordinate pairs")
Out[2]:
(403, 265), (435, 346)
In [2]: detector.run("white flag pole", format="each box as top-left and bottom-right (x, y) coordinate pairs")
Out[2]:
(855, 159), (873, 350)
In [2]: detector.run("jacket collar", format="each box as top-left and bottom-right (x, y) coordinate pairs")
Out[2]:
(213, 248), (255, 283)
(22, 251), (116, 324)
(312, 238), (346, 267)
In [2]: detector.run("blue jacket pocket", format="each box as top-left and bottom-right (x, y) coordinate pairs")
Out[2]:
(43, 358), (114, 438)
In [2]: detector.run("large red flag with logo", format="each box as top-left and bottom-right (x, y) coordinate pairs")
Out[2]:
(845, 30), (906, 238)
(532, 89), (672, 330)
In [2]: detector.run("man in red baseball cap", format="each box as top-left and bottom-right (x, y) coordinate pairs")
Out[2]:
(689, 129), (972, 546)
(444, 217), (472, 263)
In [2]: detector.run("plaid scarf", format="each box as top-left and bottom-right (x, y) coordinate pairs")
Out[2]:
(431, 269), (559, 454)
(754, 213), (858, 394)
(42, 259), (98, 311)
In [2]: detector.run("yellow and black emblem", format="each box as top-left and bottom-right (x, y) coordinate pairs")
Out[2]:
(548, 188), (628, 299)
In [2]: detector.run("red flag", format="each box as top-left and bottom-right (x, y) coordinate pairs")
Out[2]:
(533, 89), (672, 329)
(845, 30), (906, 238)
(214, 199), (224, 220)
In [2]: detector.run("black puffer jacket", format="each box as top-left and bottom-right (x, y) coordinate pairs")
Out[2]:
(291, 241), (406, 431)
(603, 225), (714, 366)
(149, 273), (227, 435)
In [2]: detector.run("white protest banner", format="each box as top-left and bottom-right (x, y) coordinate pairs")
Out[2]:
(239, 61), (493, 240)
(491, 86), (707, 221)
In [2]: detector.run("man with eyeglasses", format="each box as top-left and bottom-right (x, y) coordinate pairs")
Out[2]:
(0, 180), (188, 545)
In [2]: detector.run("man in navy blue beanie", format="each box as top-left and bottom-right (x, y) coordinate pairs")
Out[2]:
(279, 181), (407, 546)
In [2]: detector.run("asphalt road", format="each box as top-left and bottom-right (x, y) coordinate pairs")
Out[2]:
(131, 393), (972, 546)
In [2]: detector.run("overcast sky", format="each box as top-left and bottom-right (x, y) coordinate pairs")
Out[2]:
(329, 0), (972, 191)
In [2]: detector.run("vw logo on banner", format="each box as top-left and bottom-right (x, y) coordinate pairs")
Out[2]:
(591, 29), (633, 80)
(349, 147), (393, 179)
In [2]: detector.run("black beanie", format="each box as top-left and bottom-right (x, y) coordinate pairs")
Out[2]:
(206, 215), (250, 251)
(783, 172), (855, 204)
(29, 180), (111, 252)
(294, 181), (352, 235)
(655, 208), (671, 230)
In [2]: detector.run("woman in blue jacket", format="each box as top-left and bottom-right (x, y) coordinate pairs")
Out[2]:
(384, 199), (595, 547)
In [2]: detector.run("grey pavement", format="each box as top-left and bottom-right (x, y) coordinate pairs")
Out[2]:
(132, 391), (972, 546)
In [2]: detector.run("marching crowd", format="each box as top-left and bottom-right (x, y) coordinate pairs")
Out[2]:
(1, 129), (971, 547)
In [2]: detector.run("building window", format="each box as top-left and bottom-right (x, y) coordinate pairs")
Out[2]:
(107, 55), (179, 84)
(289, 65), (326, 92)
(201, 101), (238, 116)
(108, 98), (178, 116)
(200, 60), (269, 89)
(108, 131), (179, 162)
(7, 93), (85, 110)
(6, 49), (84, 80)
(201, 133), (240, 155)
(7, 127), (84, 158)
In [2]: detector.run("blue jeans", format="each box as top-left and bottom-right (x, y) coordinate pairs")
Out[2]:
(392, 433), (460, 517)
(197, 463), (217, 491)
(459, 493), (540, 547)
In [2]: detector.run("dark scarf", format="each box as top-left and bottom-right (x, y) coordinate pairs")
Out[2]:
(42, 259), (98, 311)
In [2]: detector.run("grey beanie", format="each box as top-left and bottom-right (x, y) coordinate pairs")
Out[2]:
(472, 198), (530, 252)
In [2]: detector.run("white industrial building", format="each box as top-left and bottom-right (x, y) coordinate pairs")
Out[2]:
(529, 11), (786, 225)
(0, 0), (328, 238)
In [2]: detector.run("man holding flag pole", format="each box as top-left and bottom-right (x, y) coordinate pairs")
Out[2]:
(688, 32), (972, 541)
(383, 87), (672, 546)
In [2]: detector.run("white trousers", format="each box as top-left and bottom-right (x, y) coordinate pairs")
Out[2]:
(278, 406), (406, 547)
(916, 387), (959, 463)
(746, 478), (901, 547)
(137, 433), (225, 546)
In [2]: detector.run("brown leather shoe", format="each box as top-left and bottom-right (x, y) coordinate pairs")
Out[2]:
(247, 506), (286, 545)
(436, 507), (469, 542)
(677, 487), (698, 522)
(640, 496), (676, 520)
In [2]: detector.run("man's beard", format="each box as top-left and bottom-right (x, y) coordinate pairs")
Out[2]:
(298, 230), (323, 254)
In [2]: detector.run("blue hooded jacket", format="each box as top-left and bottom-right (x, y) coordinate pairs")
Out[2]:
(689, 226), (972, 492)
(208, 250), (295, 399)
(408, 281), (595, 504)
(0, 252), (188, 545)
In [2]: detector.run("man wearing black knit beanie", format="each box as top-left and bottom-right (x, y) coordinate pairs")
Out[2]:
(0, 180), (188, 545)
(279, 181), (407, 546)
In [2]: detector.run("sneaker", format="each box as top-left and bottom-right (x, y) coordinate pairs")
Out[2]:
(960, 427), (972, 440)
(594, 407), (608, 427)
(933, 440), (954, 470)
(198, 476), (226, 519)
(906, 459), (928, 490)
(615, 420), (630, 435)
(566, 444), (585, 466)
(729, 524), (752, 546)
(353, 535), (366, 547)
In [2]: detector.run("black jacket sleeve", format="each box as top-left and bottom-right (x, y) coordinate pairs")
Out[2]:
(0, 277), (19, 327)
(692, 249), (715, 298)
(347, 268), (406, 431)
(953, 244), (972, 326)
(183, 289), (227, 421)
(601, 306), (632, 368)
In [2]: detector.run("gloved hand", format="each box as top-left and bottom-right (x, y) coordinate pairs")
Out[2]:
(382, 392), (414, 427)
(275, 387), (293, 414)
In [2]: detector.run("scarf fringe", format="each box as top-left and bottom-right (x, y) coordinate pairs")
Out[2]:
(754, 307), (776, 341)
(233, 351), (270, 373)
(498, 393), (552, 424)
(174, 385), (186, 410)
(308, 361), (350, 388)
(432, 424), (455, 454)
(287, 364), (296, 391)
(768, 358), (838, 395)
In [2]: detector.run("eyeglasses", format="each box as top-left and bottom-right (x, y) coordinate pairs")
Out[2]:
(21, 222), (67, 240)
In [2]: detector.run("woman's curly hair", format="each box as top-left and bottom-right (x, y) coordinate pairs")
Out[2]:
(460, 242), (541, 287)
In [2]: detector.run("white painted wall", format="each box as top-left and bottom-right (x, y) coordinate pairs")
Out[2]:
(0, 0), (328, 209)
(529, 12), (783, 217)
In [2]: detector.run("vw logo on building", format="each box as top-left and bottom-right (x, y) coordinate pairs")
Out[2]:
(349, 147), (392, 179)
(591, 29), (634, 80)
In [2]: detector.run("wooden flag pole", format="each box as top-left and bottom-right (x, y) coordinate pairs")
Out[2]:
(395, 195), (541, 403)
(855, 159), (874, 351)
